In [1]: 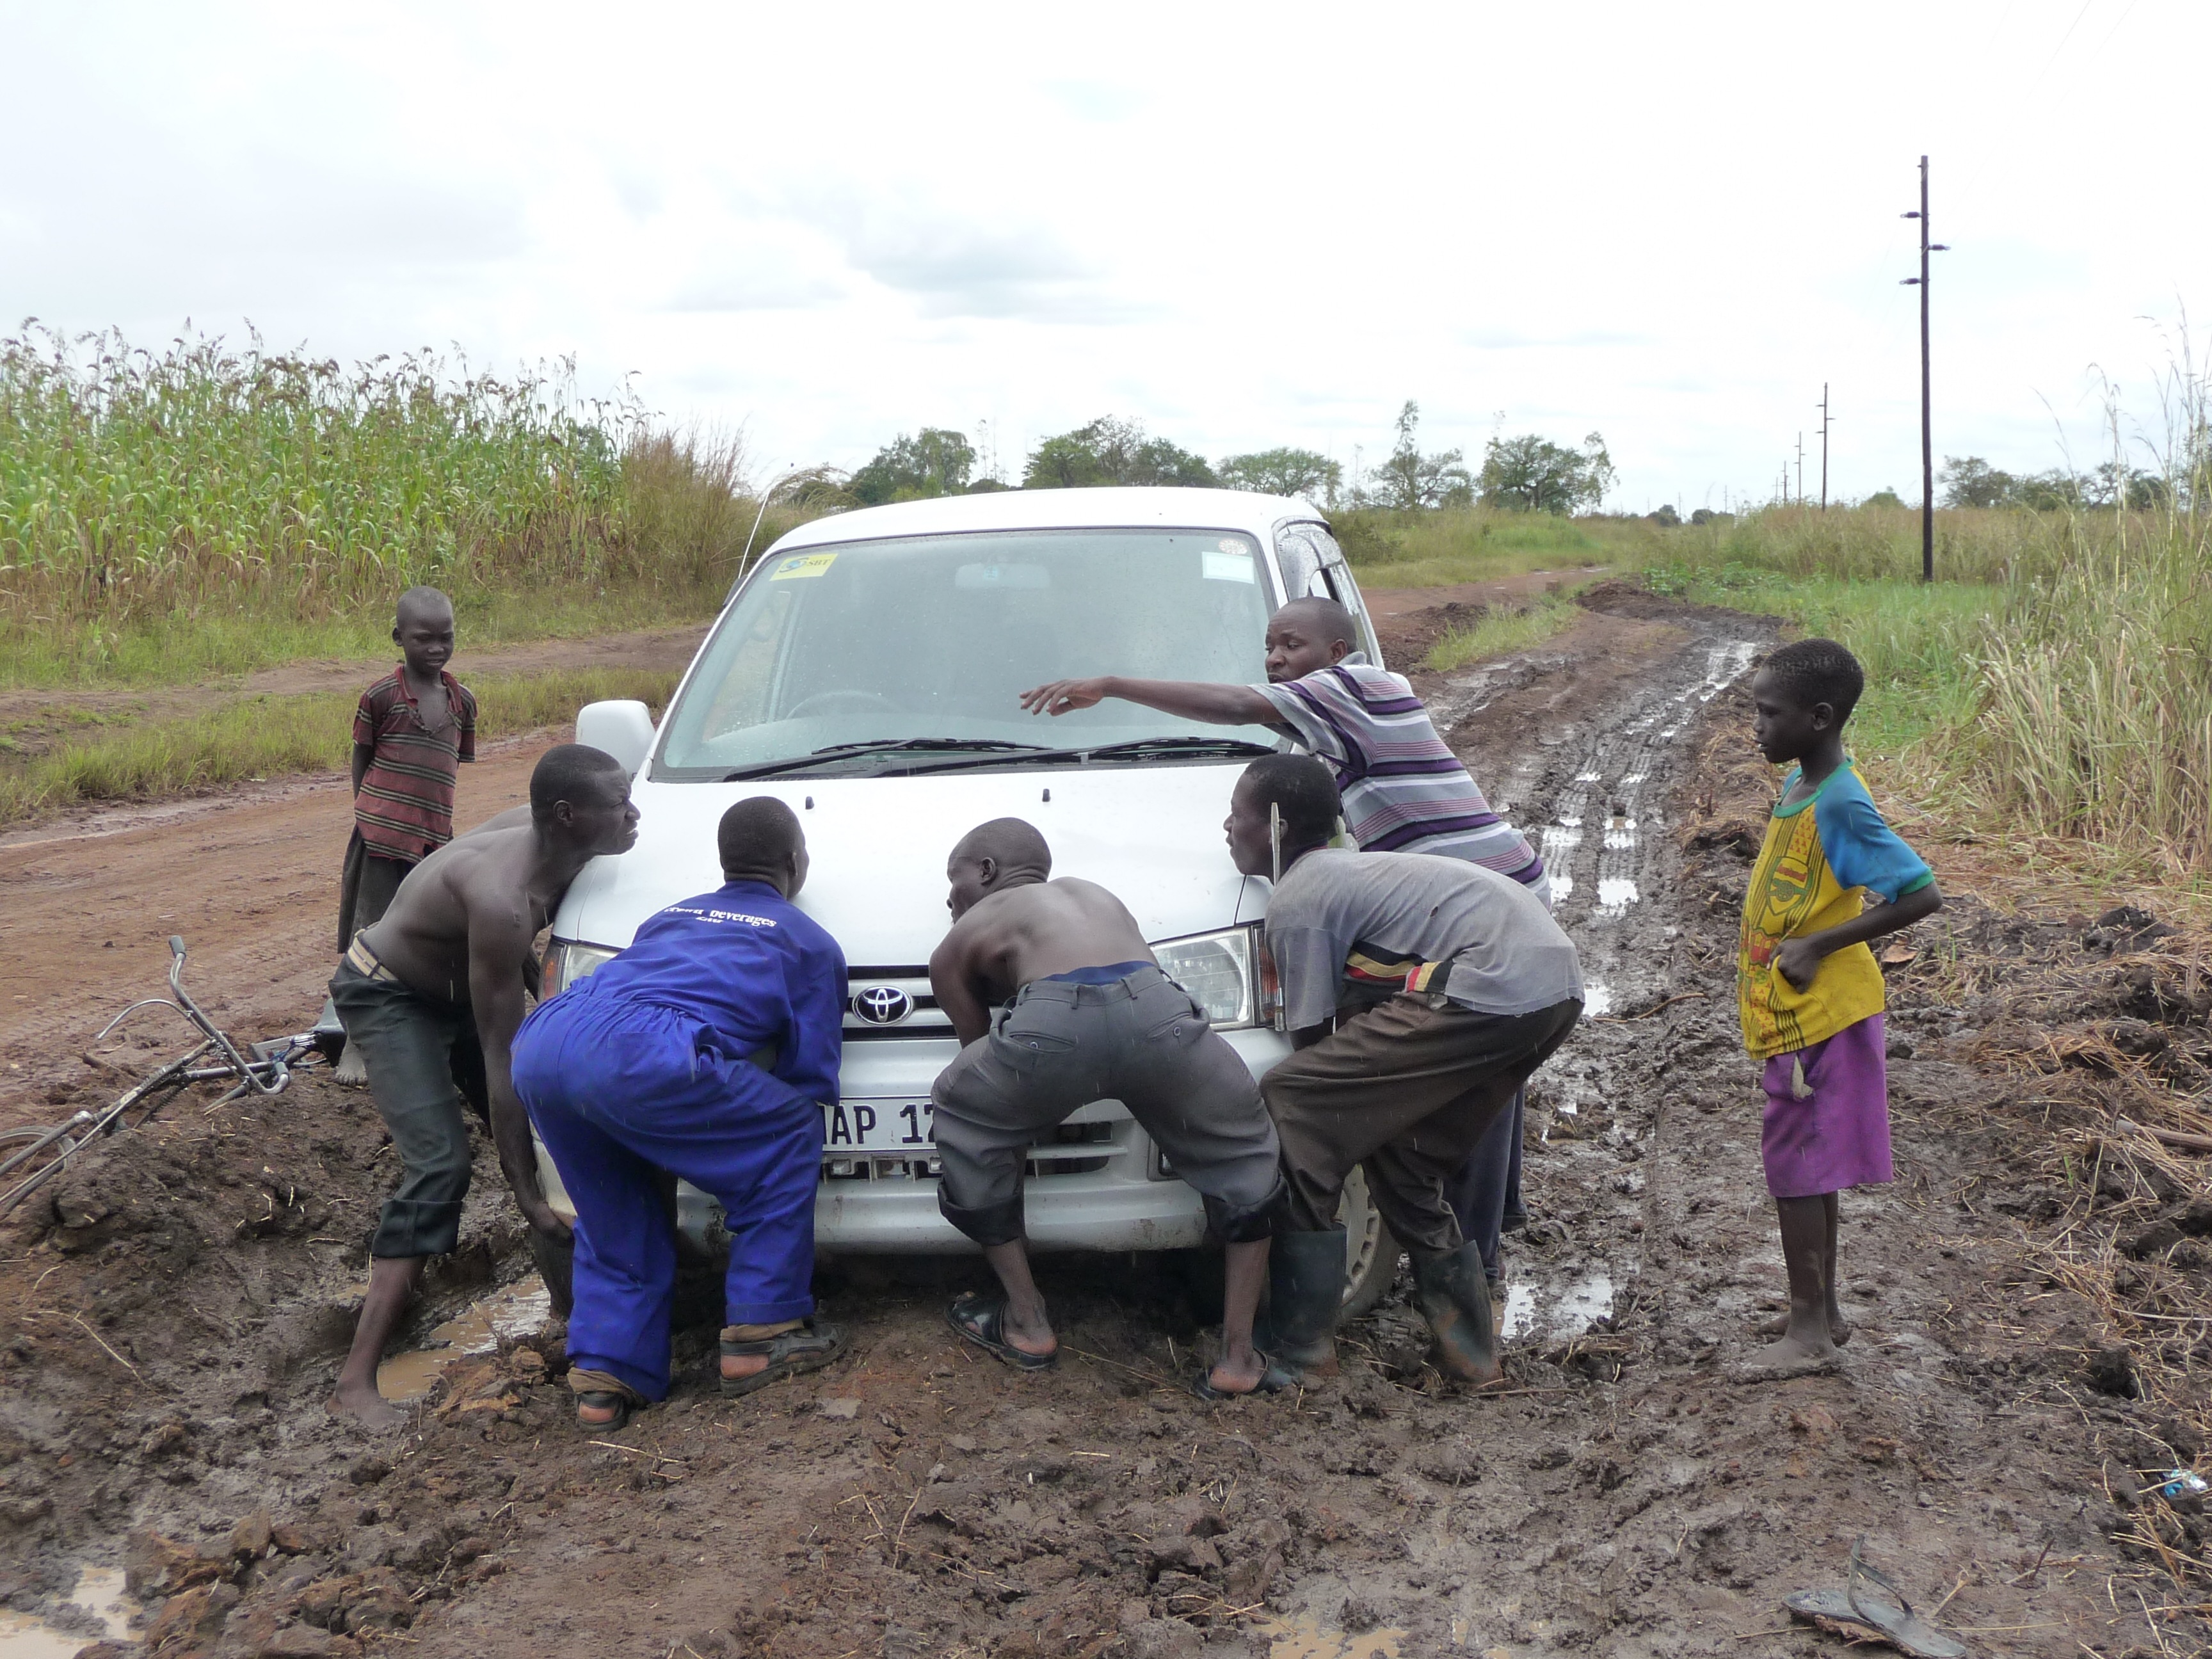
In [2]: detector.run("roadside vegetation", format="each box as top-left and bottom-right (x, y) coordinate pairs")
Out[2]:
(0, 666), (678, 825)
(0, 328), (806, 688)
(6, 324), (2206, 883)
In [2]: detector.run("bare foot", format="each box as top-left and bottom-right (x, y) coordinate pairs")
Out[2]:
(719, 1354), (768, 1382)
(1203, 1349), (1268, 1397)
(328, 1380), (409, 1432)
(576, 1395), (628, 1427)
(1729, 1328), (1841, 1382)
(1755, 1310), (1852, 1346)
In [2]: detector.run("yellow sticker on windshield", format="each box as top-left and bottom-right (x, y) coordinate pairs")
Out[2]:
(769, 553), (837, 580)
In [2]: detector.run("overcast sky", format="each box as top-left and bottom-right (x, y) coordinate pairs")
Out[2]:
(3, 1), (2204, 510)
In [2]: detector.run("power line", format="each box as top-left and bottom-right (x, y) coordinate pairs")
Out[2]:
(1818, 383), (1833, 511)
(1900, 156), (1951, 581)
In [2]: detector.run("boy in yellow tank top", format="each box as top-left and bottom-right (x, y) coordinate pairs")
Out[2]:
(1739, 639), (1941, 1379)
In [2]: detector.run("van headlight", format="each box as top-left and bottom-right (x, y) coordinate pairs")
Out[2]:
(545, 940), (620, 995)
(1151, 925), (1278, 1031)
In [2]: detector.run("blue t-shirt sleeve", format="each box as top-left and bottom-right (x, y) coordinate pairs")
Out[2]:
(1815, 775), (1933, 901)
(778, 926), (846, 1106)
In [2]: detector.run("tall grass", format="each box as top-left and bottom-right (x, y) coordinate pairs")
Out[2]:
(1974, 514), (2211, 874)
(1633, 492), (2212, 878)
(0, 328), (808, 687)
(0, 666), (680, 824)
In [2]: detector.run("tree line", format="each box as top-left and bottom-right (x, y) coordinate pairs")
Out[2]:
(782, 403), (1616, 515)
(1938, 454), (2190, 512)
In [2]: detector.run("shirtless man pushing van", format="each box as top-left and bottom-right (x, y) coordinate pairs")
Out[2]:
(328, 744), (639, 1428)
(928, 819), (1285, 1397)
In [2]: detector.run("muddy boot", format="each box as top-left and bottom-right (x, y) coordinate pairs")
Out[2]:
(1412, 1242), (1502, 1387)
(1258, 1227), (1347, 1388)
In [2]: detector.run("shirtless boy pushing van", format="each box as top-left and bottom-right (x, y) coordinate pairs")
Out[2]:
(928, 819), (1285, 1397)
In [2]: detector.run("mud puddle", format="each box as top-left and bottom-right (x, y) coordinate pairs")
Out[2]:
(0, 1567), (138, 1658)
(1258, 1611), (1407, 1658)
(376, 1273), (552, 1403)
(1500, 1268), (1621, 1342)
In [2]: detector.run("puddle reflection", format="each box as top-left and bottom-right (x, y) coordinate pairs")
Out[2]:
(1501, 1272), (1617, 1340)
(0, 1567), (138, 1659)
(376, 1274), (552, 1404)
(1258, 1612), (1407, 1658)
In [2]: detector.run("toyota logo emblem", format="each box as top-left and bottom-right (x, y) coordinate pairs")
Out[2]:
(853, 986), (913, 1025)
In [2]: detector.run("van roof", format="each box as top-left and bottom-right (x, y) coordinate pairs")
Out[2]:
(765, 486), (1325, 554)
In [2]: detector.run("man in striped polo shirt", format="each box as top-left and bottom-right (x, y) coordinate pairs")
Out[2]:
(1020, 596), (1545, 1297)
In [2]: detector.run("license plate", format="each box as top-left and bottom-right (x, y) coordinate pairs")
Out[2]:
(822, 1099), (934, 1153)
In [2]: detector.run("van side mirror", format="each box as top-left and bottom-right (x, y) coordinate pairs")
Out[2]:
(575, 700), (656, 778)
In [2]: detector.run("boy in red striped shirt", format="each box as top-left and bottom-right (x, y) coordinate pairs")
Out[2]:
(335, 589), (478, 1078)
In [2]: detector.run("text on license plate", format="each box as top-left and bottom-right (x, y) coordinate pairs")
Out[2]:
(823, 1100), (934, 1152)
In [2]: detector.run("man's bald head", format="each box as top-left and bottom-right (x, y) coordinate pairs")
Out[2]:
(1264, 596), (1360, 682)
(945, 818), (1051, 920)
(953, 818), (1052, 879)
(719, 796), (809, 897)
(1277, 596), (1358, 650)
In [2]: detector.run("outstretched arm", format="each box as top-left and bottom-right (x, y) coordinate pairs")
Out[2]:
(1018, 676), (1277, 726)
(1775, 879), (1943, 991)
(467, 894), (571, 1242)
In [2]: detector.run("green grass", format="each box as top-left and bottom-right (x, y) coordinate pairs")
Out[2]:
(1333, 506), (1618, 586)
(0, 328), (813, 688)
(1639, 562), (2001, 757)
(0, 666), (679, 824)
(1621, 497), (2212, 879)
(1422, 593), (1582, 672)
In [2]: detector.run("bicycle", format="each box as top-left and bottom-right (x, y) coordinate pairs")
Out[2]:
(0, 936), (341, 1218)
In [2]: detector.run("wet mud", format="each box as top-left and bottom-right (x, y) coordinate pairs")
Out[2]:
(0, 582), (2204, 1658)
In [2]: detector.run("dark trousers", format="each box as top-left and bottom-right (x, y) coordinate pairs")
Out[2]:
(337, 830), (415, 953)
(1447, 1086), (1525, 1284)
(1262, 995), (1581, 1256)
(329, 958), (488, 1258)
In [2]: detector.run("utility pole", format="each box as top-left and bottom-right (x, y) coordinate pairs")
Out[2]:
(1818, 383), (1832, 510)
(1902, 156), (1949, 581)
(1795, 433), (1805, 507)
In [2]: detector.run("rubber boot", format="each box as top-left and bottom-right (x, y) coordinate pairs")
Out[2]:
(1412, 1241), (1502, 1386)
(1257, 1227), (1347, 1388)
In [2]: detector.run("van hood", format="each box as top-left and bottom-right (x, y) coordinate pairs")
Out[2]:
(556, 764), (1265, 965)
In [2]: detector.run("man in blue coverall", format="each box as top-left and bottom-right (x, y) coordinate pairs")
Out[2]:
(513, 796), (847, 1429)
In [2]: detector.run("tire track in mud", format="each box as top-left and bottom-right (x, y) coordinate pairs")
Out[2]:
(1425, 610), (1767, 1347)
(0, 590), (2149, 1659)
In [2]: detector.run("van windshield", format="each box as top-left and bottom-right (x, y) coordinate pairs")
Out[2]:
(655, 527), (1281, 779)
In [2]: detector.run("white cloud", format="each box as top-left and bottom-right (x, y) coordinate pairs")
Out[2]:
(0, 0), (2205, 503)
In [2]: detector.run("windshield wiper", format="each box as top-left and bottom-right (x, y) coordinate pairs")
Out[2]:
(894, 735), (1279, 776)
(722, 739), (1048, 782)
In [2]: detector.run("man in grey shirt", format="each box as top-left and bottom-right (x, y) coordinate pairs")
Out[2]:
(1227, 755), (1583, 1390)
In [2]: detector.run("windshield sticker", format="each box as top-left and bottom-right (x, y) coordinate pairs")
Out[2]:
(1202, 547), (1256, 584)
(769, 553), (837, 581)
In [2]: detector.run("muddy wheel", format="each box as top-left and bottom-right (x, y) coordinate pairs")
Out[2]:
(1339, 1166), (1399, 1318)
(527, 1227), (575, 1319)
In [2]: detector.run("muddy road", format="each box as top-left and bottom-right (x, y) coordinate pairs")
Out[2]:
(0, 584), (2199, 1659)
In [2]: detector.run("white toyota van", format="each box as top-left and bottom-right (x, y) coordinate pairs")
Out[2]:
(535, 486), (1397, 1310)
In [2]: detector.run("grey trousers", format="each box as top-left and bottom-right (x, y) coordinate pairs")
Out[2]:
(931, 966), (1285, 1247)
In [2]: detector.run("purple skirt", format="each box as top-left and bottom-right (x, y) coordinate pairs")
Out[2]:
(1759, 1014), (1893, 1199)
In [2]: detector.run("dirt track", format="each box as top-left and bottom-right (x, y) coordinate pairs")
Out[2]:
(1, 584), (2204, 1659)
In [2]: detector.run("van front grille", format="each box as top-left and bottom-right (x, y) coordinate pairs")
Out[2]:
(844, 967), (953, 1038)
